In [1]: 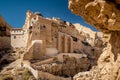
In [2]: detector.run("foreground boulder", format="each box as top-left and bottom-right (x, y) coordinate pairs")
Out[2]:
(69, 0), (120, 80)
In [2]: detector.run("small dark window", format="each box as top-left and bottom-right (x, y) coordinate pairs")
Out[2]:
(73, 50), (77, 53)
(43, 25), (46, 28)
(29, 26), (32, 29)
(82, 41), (91, 46)
(71, 36), (78, 42)
(14, 36), (16, 39)
(91, 48), (95, 51)
(40, 25), (46, 29)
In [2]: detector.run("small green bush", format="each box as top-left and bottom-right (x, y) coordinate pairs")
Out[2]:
(22, 68), (31, 80)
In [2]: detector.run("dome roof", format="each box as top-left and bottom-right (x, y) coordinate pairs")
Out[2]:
(34, 12), (43, 17)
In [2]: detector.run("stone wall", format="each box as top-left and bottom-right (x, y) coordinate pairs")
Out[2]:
(51, 20), (88, 54)
(11, 29), (24, 35)
(11, 34), (26, 48)
(31, 53), (90, 79)
(23, 60), (71, 80)
(10, 28), (27, 48)
(23, 40), (45, 60)
(26, 12), (52, 47)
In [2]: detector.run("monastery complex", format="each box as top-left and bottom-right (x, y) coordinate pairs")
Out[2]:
(10, 11), (98, 60)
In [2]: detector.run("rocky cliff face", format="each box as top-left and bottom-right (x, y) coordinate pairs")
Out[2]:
(0, 16), (11, 36)
(0, 16), (12, 49)
(69, 0), (120, 32)
(0, 16), (12, 71)
(69, 0), (120, 80)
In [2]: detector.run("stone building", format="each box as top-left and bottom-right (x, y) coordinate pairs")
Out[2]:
(11, 11), (94, 60)
(11, 28), (26, 48)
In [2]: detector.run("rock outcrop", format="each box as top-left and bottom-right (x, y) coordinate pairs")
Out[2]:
(0, 16), (12, 70)
(74, 23), (103, 47)
(0, 16), (11, 36)
(69, 0), (120, 32)
(0, 16), (12, 49)
(69, 0), (120, 80)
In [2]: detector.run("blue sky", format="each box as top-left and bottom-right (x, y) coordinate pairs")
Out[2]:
(0, 0), (97, 31)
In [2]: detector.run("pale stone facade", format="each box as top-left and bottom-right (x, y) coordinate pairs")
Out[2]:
(11, 28), (26, 48)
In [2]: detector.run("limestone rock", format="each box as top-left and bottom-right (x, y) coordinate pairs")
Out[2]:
(69, 0), (120, 80)
(0, 16), (12, 36)
(0, 16), (12, 70)
(69, 0), (120, 32)
(0, 16), (12, 49)
(74, 23), (96, 39)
